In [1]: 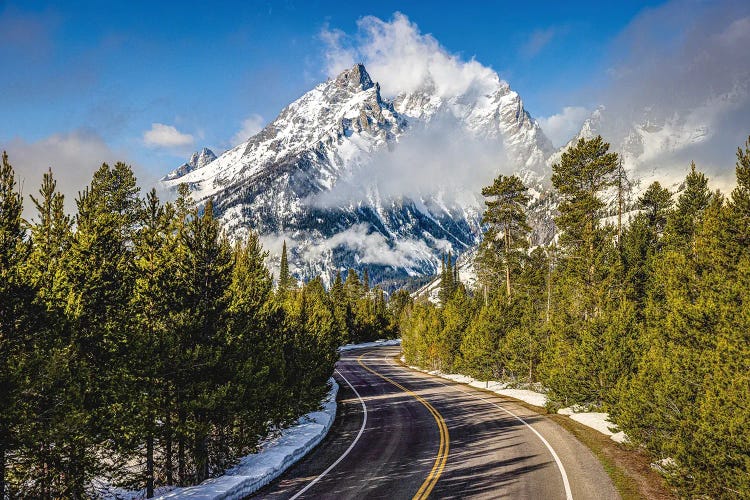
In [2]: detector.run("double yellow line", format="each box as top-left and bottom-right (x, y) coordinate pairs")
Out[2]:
(357, 355), (449, 500)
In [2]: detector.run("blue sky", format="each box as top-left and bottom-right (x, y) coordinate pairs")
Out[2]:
(1, 0), (748, 197)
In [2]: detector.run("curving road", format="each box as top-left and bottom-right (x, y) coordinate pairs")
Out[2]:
(251, 346), (619, 499)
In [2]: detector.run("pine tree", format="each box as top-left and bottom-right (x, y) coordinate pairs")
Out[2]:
(438, 253), (455, 304)
(22, 167), (73, 497)
(53, 162), (141, 496)
(480, 174), (530, 301)
(278, 240), (294, 291)
(329, 270), (349, 343)
(663, 162), (712, 254)
(639, 181), (673, 238)
(130, 189), (175, 496)
(179, 199), (233, 482)
(551, 136), (618, 289)
(0, 152), (35, 497)
(730, 136), (750, 250)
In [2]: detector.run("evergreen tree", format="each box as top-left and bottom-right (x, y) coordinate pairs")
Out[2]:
(730, 136), (750, 249)
(278, 240), (295, 291)
(0, 152), (35, 497)
(55, 162), (141, 497)
(179, 199), (233, 482)
(639, 181), (673, 238)
(21, 167), (73, 497)
(129, 189), (175, 496)
(480, 174), (531, 300)
(551, 136), (618, 289)
(663, 162), (712, 254)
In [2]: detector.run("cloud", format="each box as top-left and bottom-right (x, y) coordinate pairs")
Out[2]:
(231, 114), (265, 145)
(321, 12), (500, 99)
(302, 224), (436, 268)
(320, 25), (357, 77)
(2, 129), (152, 215)
(568, 0), (750, 192)
(521, 28), (557, 58)
(315, 14), (514, 208)
(143, 123), (194, 148)
(537, 106), (590, 147)
(312, 114), (508, 208)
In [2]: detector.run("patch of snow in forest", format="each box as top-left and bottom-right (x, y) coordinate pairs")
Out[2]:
(339, 338), (402, 351)
(404, 360), (627, 443)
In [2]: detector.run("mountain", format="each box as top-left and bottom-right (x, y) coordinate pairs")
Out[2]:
(162, 64), (554, 285)
(162, 147), (216, 181)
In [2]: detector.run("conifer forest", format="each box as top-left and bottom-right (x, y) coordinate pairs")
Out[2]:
(0, 155), (401, 497)
(1, 129), (750, 498)
(3, 2), (750, 498)
(400, 136), (750, 498)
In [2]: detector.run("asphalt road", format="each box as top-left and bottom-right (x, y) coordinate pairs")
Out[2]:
(251, 346), (619, 499)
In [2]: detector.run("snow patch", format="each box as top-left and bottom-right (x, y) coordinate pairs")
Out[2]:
(403, 361), (627, 443)
(557, 408), (628, 443)
(340, 338), (401, 352)
(154, 379), (339, 500)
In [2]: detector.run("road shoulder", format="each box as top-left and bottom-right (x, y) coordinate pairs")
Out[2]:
(394, 356), (675, 500)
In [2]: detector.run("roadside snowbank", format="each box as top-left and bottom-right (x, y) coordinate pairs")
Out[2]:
(402, 360), (626, 444)
(154, 378), (339, 500)
(339, 338), (401, 352)
(145, 340), (400, 499)
(557, 407), (628, 443)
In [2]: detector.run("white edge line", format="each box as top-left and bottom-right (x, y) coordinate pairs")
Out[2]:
(289, 368), (368, 500)
(386, 356), (574, 500)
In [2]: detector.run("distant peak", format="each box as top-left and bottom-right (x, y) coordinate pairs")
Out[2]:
(189, 148), (217, 168)
(334, 63), (374, 91)
(162, 147), (217, 181)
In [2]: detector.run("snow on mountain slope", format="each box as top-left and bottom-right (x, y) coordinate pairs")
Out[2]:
(161, 64), (554, 285)
(163, 147), (217, 181)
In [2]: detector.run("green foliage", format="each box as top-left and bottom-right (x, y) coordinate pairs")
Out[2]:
(479, 174), (530, 299)
(401, 137), (750, 497)
(2, 159), (382, 497)
(278, 240), (296, 291)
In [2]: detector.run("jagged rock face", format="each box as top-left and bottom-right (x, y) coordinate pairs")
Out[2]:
(162, 64), (555, 286)
(163, 147), (216, 181)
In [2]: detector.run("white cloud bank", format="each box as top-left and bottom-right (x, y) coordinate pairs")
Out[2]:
(591, 1), (750, 189)
(314, 115), (507, 208)
(3, 129), (153, 215)
(143, 123), (194, 148)
(315, 14), (513, 208)
(321, 12), (500, 100)
(302, 224), (431, 268)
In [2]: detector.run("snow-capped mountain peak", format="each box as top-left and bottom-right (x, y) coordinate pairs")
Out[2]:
(161, 63), (555, 286)
(163, 147), (217, 181)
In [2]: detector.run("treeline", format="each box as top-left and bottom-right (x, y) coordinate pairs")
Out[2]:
(0, 156), (399, 498)
(400, 136), (750, 497)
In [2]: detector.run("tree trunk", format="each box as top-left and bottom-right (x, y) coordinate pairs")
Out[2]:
(146, 432), (154, 498)
(546, 249), (552, 323)
(165, 406), (173, 485)
(618, 159), (623, 247)
(70, 444), (84, 500)
(178, 404), (185, 486)
(194, 425), (209, 483)
(504, 227), (511, 301)
(1, 444), (5, 500)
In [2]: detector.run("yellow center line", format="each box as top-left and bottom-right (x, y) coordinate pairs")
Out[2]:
(357, 354), (449, 500)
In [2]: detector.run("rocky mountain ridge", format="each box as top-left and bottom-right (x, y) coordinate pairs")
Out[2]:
(161, 64), (558, 285)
